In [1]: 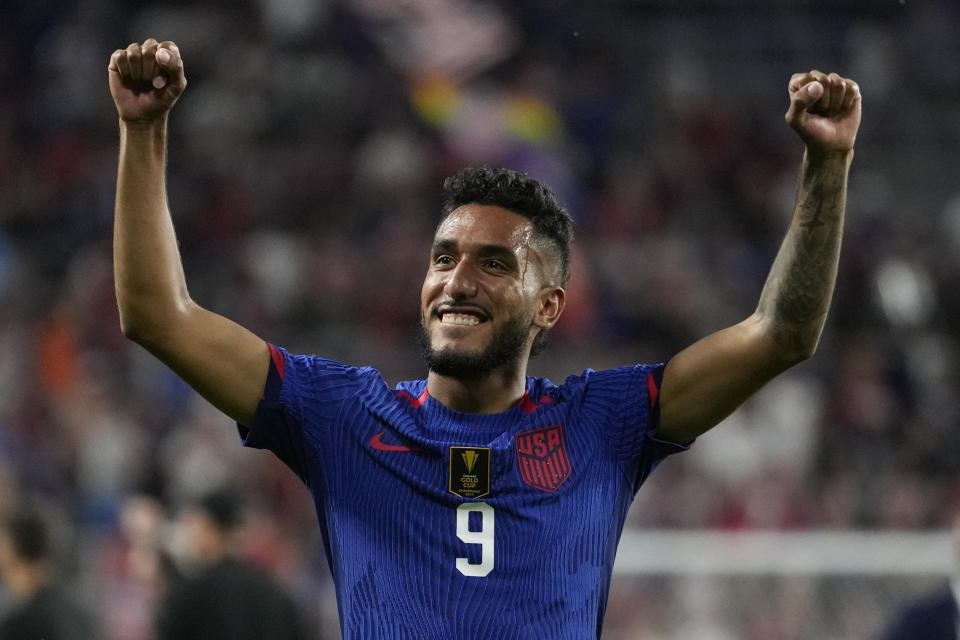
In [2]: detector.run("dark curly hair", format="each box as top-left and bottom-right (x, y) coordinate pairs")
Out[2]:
(439, 167), (574, 356)
(440, 167), (574, 287)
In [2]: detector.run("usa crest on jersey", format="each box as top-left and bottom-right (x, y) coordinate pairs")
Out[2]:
(514, 424), (571, 492)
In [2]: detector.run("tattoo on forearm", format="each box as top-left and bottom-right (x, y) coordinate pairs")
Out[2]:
(761, 160), (847, 353)
(797, 170), (842, 230)
(798, 201), (827, 229)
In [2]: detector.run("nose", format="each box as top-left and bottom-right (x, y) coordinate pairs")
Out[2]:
(442, 260), (478, 299)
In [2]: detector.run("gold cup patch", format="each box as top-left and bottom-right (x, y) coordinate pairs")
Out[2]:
(449, 446), (491, 498)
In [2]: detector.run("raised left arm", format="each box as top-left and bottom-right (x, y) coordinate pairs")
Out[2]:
(656, 71), (862, 445)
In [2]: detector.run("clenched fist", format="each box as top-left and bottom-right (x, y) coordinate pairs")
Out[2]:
(785, 71), (861, 157)
(108, 38), (186, 125)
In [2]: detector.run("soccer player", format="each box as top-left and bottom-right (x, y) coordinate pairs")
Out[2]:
(108, 38), (861, 639)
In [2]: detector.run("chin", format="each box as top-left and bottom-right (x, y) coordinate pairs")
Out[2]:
(431, 325), (489, 347)
(430, 341), (487, 362)
(416, 314), (530, 379)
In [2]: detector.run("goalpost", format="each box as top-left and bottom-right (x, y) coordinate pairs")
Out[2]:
(605, 529), (955, 639)
(614, 529), (954, 576)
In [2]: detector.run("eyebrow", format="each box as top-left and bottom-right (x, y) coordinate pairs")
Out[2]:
(431, 239), (521, 265)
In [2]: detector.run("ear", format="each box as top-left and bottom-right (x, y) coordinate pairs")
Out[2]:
(533, 286), (566, 330)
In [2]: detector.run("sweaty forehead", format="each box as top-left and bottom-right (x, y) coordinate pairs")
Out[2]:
(434, 205), (535, 254)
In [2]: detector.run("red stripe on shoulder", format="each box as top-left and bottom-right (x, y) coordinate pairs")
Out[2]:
(517, 391), (553, 414)
(397, 389), (430, 408)
(518, 390), (538, 414)
(646, 371), (660, 408)
(268, 343), (285, 379)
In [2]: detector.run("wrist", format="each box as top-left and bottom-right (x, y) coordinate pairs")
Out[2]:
(119, 115), (169, 133)
(118, 118), (168, 161)
(803, 147), (854, 168)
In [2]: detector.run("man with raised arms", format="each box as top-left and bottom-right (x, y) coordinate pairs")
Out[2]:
(109, 37), (860, 639)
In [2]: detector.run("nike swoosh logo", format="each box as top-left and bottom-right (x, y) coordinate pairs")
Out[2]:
(369, 432), (422, 452)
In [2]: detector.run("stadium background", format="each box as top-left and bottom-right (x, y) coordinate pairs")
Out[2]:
(1, 0), (958, 637)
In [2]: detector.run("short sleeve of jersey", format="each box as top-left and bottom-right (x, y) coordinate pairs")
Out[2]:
(237, 344), (365, 486)
(573, 362), (690, 492)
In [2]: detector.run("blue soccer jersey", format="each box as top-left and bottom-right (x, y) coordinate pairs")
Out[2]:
(239, 344), (688, 640)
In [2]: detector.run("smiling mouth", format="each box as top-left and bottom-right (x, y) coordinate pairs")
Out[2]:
(434, 304), (489, 327)
(441, 313), (483, 326)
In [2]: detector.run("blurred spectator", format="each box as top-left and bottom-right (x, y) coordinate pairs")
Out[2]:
(0, 505), (97, 640)
(155, 487), (315, 640)
(878, 514), (960, 640)
(97, 495), (179, 640)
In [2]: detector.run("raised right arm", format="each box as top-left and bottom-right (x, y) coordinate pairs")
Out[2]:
(110, 39), (269, 425)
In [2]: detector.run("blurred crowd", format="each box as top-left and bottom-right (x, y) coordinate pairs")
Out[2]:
(1, 0), (959, 638)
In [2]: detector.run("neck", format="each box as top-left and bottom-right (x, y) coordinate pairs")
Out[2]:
(427, 364), (528, 414)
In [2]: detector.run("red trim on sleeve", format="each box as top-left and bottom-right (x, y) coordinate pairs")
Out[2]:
(268, 343), (285, 380)
(646, 371), (660, 408)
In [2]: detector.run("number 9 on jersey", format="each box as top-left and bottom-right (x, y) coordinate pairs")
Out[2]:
(455, 502), (494, 577)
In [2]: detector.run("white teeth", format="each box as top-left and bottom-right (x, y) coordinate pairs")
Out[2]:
(441, 314), (481, 326)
